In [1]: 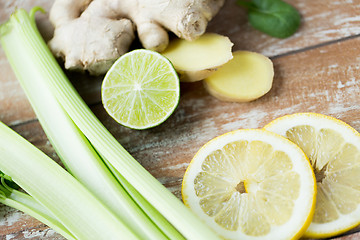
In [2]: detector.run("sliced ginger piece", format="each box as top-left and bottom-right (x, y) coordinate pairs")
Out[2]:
(162, 33), (233, 82)
(204, 51), (274, 102)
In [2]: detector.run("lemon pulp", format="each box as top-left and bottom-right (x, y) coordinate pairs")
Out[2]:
(264, 113), (360, 238)
(182, 129), (316, 240)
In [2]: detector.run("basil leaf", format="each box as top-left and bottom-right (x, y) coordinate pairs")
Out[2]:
(237, 0), (301, 38)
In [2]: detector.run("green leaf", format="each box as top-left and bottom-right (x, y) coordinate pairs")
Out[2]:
(237, 0), (301, 38)
(0, 172), (19, 191)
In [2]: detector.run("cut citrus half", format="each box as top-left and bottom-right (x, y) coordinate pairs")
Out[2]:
(264, 113), (360, 238)
(101, 49), (180, 129)
(182, 129), (316, 240)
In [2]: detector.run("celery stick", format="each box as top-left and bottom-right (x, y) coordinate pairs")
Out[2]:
(0, 180), (75, 240)
(103, 158), (185, 240)
(21, 8), (219, 240)
(1, 7), (220, 240)
(0, 7), (169, 240)
(0, 122), (138, 240)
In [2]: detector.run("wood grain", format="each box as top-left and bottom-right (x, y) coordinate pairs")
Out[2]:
(208, 0), (360, 55)
(1, 0), (360, 239)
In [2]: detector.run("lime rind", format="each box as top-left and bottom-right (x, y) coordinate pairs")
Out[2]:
(102, 49), (180, 130)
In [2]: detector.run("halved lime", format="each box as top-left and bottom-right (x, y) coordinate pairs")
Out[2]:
(101, 49), (180, 129)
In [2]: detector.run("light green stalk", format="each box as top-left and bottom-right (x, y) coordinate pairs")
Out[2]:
(20, 9), (220, 240)
(0, 7), (220, 240)
(0, 7), (170, 240)
(0, 178), (75, 240)
(0, 122), (138, 240)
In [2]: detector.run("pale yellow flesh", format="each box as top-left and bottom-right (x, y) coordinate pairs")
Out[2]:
(285, 126), (360, 232)
(264, 113), (360, 238)
(162, 33), (233, 81)
(194, 140), (300, 235)
(183, 129), (316, 240)
(204, 51), (274, 102)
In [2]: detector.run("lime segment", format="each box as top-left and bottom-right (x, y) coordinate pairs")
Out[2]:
(102, 49), (180, 129)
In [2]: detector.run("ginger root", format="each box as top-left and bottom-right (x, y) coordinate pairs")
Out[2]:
(48, 0), (225, 75)
(162, 33), (233, 82)
(204, 51), (274, 102)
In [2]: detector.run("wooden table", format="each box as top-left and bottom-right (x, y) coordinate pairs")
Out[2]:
(1, 0), (360, 239)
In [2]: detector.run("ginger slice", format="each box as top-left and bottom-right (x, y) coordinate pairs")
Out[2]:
(204, 51), (274, 102)
(162, 33), (233, 82)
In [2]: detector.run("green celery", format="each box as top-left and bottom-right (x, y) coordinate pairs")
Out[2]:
(0, 178), (75, 240)
(25, 8), (219, 240)
(0, 122), (138, 240)
(0, 7), (171, 240)
(103, 157), (184, 239)
(0, 7), (220, 240)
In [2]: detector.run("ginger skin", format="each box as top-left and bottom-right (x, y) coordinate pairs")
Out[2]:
(48, 0), (225, 75)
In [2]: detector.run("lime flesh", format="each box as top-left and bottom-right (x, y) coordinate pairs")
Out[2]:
(102, 49), (180, 129)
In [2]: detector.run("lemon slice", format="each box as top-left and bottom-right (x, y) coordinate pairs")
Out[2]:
(264, 113), (360, 238)
(182, 129), (316, 240)
(101, 49), (180, 130)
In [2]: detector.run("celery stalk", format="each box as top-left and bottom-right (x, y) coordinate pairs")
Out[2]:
(0, 7), (220, 240)
(0, 122), (138, 240)
(0, 7), (170, 240)
(0, 179), (75, 240)
(103, 157), (184, 239)
(26, 9), (219, 240)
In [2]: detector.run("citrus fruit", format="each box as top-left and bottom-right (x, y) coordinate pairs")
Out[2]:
(182, 129), (316, 240)
(264, 112), (360, 238)
(101, 49), (180, 129)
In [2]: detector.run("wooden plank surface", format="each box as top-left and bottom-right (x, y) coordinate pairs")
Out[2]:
(1, 0), (360, 239)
